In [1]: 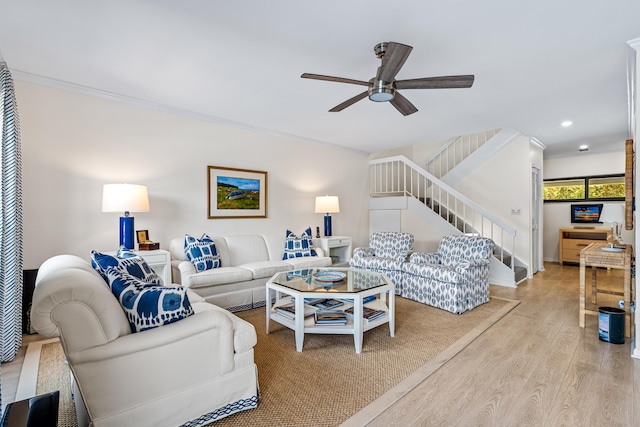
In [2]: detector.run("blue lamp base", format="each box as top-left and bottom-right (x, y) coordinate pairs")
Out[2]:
(324, 214), (332, 237)
(119, 216), (135, 249)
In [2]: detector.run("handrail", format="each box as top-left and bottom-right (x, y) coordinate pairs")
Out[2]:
(425, 129), (501, 178)
(370, 155), (516, 269)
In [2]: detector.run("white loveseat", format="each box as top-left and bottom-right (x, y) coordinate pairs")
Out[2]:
(170, 233), (332, 311)
(31, 254), (259, 427)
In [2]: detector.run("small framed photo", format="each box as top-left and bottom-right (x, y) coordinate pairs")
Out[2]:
(137, 230), (150, 244)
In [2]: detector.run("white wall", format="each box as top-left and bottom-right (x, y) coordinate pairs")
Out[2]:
(17, 81), (371, 269)
(543, 150), (630, 262)
(454, 135), (536, 271)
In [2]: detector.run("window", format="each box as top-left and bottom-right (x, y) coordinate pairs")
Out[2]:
(544, 174), (624, 202)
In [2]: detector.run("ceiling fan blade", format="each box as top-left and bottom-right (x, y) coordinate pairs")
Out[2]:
(390, 92), (418, 116)
(301, 73), (369, 87)
(329, 91), (369, 112)
(395, 75), (475, 90)
(378, 42), (413, 83)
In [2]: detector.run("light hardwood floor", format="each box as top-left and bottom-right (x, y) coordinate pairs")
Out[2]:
(368, 263), (640, 426)
(2, 263), (640, 425)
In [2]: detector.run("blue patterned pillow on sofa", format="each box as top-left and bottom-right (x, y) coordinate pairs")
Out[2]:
(91, 247), (161, 285)
(283, 227), (317, 259)
(105, 267), (194, 333)
(184, 233), (221, 272)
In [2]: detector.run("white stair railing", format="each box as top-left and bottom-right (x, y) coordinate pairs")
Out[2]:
(370, 155), (517, 270)
(425, 128), (501, 178)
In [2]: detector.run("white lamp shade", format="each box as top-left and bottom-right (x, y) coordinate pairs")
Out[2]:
(599, 203), (624, 224)
(315, 195), (340, 214)
(102, 184), (150, 213)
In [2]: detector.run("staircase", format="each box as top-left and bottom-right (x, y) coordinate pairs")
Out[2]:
(370, 153), (527, 287)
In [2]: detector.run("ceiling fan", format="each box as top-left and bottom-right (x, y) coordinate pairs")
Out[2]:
(301, 42), (474, 116)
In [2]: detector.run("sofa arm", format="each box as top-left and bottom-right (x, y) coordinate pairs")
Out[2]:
(410, 252), (441, 264)
(455, 258), (491, 274)
(69, 309), (236, 374)
(178, 260), (197, 287)
(395, 250), (412, 263)
(353, 247), (374, 258)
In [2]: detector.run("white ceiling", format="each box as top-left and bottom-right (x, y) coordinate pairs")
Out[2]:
(1, 0), (640, 158)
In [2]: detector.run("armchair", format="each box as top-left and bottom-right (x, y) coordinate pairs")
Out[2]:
(349, 232), (414, 293)
(402, 235), (494, 314)
(31, 255), (259, 427)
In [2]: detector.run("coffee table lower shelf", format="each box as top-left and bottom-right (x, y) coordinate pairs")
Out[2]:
(265, 279), (395, 354)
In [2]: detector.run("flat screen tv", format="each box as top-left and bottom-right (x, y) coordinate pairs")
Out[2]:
(571, 204), (603, 224)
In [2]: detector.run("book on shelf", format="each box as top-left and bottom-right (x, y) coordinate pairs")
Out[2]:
(344, 306), (386, 322)
(307, 298), (344, 310)
(340, 295), (376, 304)
(290, 297), (325, 306)
(314, 310), (348, 325)
(274, 303), (315, 320)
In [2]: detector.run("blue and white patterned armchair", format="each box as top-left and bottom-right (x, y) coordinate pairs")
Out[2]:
(402, 235), (494, 314)
(349, 232), (414, 293)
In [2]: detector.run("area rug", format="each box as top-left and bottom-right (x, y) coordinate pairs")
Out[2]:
(22, 296), (518, 427)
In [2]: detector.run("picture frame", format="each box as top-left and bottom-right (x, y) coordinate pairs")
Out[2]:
(208, 166), (268, 218)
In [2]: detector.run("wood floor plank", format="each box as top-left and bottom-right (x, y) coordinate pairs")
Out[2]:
(364, 264), (640, 427)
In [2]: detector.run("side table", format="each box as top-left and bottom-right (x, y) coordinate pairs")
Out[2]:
(136, 249), (172, 285)
(579, 242), (634, 338)
(314, 236), (352, 266)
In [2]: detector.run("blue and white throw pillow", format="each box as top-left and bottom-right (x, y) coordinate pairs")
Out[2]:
(105, 267), (194, 333)
(283, 227), (317, 259)
(184, 233), (221, 272)
(91, 247), (161, 285)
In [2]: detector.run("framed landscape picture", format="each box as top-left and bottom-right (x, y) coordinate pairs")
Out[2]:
(207, 166), (268, 218)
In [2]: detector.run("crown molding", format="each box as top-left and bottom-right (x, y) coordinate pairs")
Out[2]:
(628, 37), (640, 51)
(530, 137), (546, 150)
(11, 69), (366, 154)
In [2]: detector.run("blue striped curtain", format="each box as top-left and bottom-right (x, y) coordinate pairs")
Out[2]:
(0, 56), (23, 413)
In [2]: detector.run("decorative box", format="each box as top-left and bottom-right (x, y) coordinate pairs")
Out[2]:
(139, 242), (160, 251)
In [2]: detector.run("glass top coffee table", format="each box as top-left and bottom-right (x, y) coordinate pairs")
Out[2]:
(265, 267), (395, 354)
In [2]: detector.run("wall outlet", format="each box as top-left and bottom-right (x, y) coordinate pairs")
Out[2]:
(511, 208), (521, 215)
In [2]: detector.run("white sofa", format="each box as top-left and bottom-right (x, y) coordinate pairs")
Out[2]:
(170, 233), (332, 311)
(31, 254), (259, 427)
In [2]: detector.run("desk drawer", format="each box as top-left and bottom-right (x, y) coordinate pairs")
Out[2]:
(563, 239), (595, 251)
(562, 248), (583, 263)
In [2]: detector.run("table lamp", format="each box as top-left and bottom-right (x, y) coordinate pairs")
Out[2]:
(102, 184), (150, 249)
(598, 203), (624, 252)
(315, 195), (340, 237)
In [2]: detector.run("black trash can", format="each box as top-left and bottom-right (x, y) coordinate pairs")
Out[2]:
(598, 307), (625, 344)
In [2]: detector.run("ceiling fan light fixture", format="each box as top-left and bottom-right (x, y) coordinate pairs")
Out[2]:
(369, 79), (395, 102)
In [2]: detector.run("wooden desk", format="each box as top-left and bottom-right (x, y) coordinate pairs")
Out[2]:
(579, 242), (634, 338)
(559, 227), (610, 265)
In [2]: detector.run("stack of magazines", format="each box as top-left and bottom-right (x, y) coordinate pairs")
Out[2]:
(274, 303), (314, 320)
(344, 306), (386, 322)
(308, 298), (344, 310)
(314, 310), (347, 325)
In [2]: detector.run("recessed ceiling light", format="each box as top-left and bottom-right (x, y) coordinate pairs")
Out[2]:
(561, 121), (573, 127)
(579, 145), (589, 151)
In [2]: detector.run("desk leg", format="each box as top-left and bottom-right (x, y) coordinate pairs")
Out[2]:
(624, 265), (633, 338)
(591, 266), (597, 304)
(579, 257), (586, 328)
